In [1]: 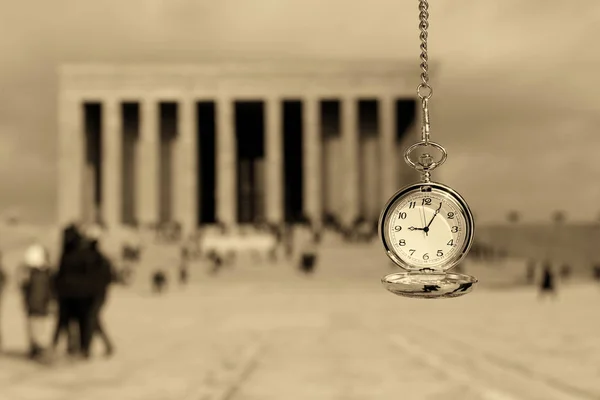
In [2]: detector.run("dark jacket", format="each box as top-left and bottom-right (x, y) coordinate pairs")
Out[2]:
(55, 232), (113, 298)
(0, 267), (6, 294)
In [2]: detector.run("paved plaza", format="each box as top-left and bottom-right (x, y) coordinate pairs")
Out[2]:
(0, 248), (599, 400)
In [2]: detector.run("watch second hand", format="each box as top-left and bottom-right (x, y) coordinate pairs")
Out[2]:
(419, 203), (427, 238)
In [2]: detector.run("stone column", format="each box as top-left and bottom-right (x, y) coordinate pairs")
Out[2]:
(265, 98), (283, 224)
(136, 98), (159, 227)
(174, 98), (198, 235)
(101, 98), (121, 229)
(380, 96), (398, 204)
(216, 98), (236, 226)
(341, 97), (359, 227)
(58, 93), (84, 226)
(361, 123), (380, 223)
(397, 98), (422, 187)
(302, 97), (322, 228)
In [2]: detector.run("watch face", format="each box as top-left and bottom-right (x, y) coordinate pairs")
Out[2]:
(379, 182), (474, 272)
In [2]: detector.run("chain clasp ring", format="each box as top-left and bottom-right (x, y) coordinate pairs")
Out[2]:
(417, 83), (433, 99)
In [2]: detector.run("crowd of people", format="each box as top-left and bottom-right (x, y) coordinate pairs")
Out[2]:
(1, 223), (115, 361)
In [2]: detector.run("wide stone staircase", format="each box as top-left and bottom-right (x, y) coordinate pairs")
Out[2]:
(0, 222), (538, 292)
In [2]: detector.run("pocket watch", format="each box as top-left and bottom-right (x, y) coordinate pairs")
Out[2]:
(379, 0), (478, 299)
(379, 166), (477, 299)
(378, 100), (477, 299)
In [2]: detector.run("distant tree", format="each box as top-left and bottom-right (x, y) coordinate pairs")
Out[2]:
(507, 210), (520, 224)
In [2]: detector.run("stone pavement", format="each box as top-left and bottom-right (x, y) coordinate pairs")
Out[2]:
(229, 282), (600, 400)
(0, 260), (598, 400)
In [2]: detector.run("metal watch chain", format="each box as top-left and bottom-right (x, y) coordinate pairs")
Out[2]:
(404, 0), (448, 184)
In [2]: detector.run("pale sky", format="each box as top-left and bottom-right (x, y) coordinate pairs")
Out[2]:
(1, 0), (599, 224)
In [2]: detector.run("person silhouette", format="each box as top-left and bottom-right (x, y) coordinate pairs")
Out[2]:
(19, 244), (53, 359)
(82, 227), (114, 357)
(0, 253), (6, 352)
(593, 264), (600, 281)
(539, 261), (556, 299)
(51, 224), (83, 355)
(152, 270), (167, 293)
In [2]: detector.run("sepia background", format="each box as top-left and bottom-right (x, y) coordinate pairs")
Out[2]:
(0, 0), (599, 399)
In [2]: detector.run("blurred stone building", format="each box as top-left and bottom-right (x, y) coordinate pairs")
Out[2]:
(57, 60), (422, 235)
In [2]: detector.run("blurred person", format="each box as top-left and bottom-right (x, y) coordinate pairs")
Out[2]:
(179, 246), (189, 286)
(51, 224), (82, 355)
(179, 263), (189, 285)
(299, 249), (316, 274)
(119, 242), (137, 286)
(0, 253), (7, 352)
(313, 228), (322, 245)
(53, 224), (109, 359)
(539, 261), (557, 299)
(273, 223), (284, 246)
(593, 264), (600, 281)
(283, 224), (294, 260)
(18, 244), (53, 359)
(83, 226), (115, 357)
(152, 269), (167, 293)
(298, 223), (318, 275)
(208, 251), (224, 275)
(191, 230), (202, 260)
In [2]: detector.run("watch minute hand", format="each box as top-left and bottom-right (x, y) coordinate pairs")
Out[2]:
(425, 203), (443, 229)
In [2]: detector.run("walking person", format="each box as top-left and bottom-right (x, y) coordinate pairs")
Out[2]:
(593, 263), (600, 282)
(208, 251), (224, 275)
(539, 261), (557, 300)
(179, 246), (189, 286)
(51, 224), (82, 355)
(52, 224), (101, 359)
(0, 253), (7, 352)
(82, 227), (115, 357)
(152, 269), (168, 293)
(283, 224), (294, 261)
(298, 223), (318, 275)
(18, 244), (54, 359)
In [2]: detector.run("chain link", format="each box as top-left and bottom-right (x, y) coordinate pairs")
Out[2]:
(417, 0), (432, 146)
(404, 0), (449, 179)
(419, 0), (430, 86)
(417, 0), (432, 100)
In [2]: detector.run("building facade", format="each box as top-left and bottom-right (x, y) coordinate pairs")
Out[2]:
(57, 60), (422, 235)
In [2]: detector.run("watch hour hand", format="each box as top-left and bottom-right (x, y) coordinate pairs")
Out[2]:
(408, 226), (424, 231)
